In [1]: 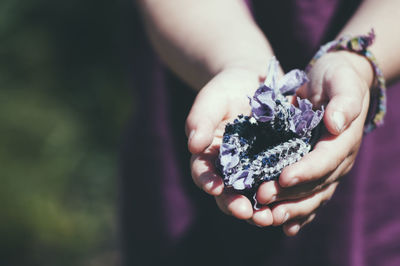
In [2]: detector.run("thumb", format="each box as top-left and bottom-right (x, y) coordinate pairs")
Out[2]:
(323, 68), (366, 135)
(185, 77), (228, 154)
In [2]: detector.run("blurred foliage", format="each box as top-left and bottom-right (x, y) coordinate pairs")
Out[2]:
(0, 0), (133, 265)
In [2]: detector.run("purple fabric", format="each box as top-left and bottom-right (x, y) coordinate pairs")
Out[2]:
(122, 0), (400, 265)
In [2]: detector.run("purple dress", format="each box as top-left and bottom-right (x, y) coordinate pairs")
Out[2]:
(121, 1), (400, 265)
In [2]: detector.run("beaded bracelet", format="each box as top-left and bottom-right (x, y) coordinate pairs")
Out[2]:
(306, 29), (386, 133)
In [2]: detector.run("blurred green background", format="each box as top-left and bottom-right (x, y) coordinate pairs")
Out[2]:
(0, 0), (134, 265)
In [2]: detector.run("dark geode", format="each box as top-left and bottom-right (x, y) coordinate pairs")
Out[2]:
(218, 57), (324, 191)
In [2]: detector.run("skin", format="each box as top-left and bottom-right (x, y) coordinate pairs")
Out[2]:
(189, 51), (371, 233)
(138, 0), (400, 235)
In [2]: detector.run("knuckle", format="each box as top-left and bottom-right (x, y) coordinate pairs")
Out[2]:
(333, 64), (353, 79)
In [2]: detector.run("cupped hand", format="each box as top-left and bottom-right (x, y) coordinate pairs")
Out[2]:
(187, 66), (283, 226)
(255, 51), (374, 235)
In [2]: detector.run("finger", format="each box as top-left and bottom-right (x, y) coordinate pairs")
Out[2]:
(185, 76), (229, 154)
(271, 182), (338, 226)
(257, 153), (353, 204)
(323, 66), (367, 135)
(249, 205), (273, 227)
(190, 136), (224, 195)
(256, 180), (279, 205)
(279, 137), (347, 187)
(282, 213), (316, 237)
(191, 154), (224, 196)
(256, 178), (328, 205)
(215, 192), (253, 220)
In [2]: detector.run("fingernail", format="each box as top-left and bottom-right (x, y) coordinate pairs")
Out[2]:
(332, 111), (345, 132)
(188, 130), (196, 144)
(200, 174), (213, 191)
(289, 224), (300, 234)
(289, 178), (299, 186)
(283, 212), (290, 223)
(266, 195), (276, 204)
(203, 180), (214, 191)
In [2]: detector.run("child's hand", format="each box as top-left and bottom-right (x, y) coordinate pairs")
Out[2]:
(255, 51), (374, 235)
(187, 67), (282, 226)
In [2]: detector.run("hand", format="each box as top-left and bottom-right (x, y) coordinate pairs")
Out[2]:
(255, 51), (374, 235)
(187, 66), (283, 226)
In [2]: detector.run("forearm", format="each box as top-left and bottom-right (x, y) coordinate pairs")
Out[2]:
(338, 0), (400, 83)
(137, 0), (274, 89)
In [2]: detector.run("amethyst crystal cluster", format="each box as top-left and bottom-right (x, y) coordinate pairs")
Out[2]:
(218, 57), (324, 191)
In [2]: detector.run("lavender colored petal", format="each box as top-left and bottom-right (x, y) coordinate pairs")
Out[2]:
(231, 170), (253, 190)
(251, 100), (275, 122)
(297, 97), (313, 112)
(291, 98), (325, 136)
(251, 85), (276, 122)
(289, 104), (300, 114)
(300, 104), (324, 131)
(309, 108), (324, 129)
(243, 173), (255, 188)
(289, 105), (301, 132)
(250, 98), (271, 122)
(256, 89), (276, 105)
(254, 84), (275, 99)
(302, 110), (315, 126)
(264, 56), (279, 90)
(220, 143), (240, 171)
(295, 120), (309, 136)
(278, 69), (309, 96)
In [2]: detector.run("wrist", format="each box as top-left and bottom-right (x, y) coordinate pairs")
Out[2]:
(307, 30), (387, 132)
